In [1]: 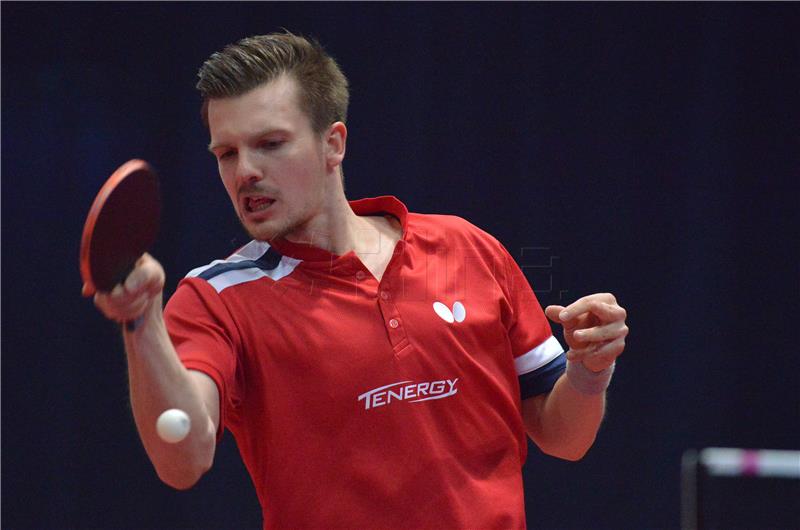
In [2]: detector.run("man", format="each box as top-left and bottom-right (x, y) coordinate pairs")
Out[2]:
(93, 32), (629, 529)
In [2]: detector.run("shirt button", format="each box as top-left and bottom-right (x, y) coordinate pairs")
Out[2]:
(355, 271), (366, 280)
(389, 318), (400, 328)
(380, 291), (389, 300)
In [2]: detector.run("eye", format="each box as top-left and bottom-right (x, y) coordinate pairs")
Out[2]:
(259, 139), (284, 150)
(218, 150), (236, 161)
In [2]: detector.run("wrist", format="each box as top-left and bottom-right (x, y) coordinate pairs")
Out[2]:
(565, 359), (615, 395)
(125, 293), (164, 332)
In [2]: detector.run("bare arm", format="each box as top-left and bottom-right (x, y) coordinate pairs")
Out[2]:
(522, 293), (628, 461)
(522, 374), (605, 461)
(93, 254), (219, 489)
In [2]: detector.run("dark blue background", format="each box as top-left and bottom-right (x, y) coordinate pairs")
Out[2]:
(3, 3), (798, 529)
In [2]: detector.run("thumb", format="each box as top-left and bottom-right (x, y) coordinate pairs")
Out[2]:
(545, 305), (565, 324)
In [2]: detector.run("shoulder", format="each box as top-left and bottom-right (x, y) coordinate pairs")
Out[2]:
(407, 211), (508, 254)
(180, 240), (301, 295)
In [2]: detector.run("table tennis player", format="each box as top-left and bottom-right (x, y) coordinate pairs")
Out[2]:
(91, 31), (629, 529)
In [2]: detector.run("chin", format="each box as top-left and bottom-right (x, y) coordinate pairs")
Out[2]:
(243, 218), (291, 242)
(245, 225), (280, 242)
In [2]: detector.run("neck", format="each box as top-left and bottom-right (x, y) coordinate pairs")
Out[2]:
(282, 175), (374, 256)
(309, 193), (369, 256)
(281, 180), (402, 280)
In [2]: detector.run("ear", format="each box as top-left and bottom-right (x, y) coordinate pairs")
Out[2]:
(324, 121), (347, 170)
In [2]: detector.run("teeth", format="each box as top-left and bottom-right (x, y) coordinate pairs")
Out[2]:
(248, 197), (272, 212)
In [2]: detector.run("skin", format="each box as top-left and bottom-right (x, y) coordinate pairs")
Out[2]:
(524, 293), (629, 460)
(208, 74), (336, 244)
(93, 256), (218, 489)
(207, 74), (400, 276)
(90, 74), (629, 490)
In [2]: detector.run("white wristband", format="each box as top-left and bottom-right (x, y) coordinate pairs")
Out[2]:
(566, 359), (615, 395)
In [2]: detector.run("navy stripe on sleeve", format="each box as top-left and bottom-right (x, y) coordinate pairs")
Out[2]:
(198, 247), (282, 281)
(519, 352), (566, 400)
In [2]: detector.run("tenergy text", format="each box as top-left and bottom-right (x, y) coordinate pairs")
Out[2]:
(358, 379), (459, 410)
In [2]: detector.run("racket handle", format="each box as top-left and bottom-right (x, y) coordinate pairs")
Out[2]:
(125, 316), (145, 332)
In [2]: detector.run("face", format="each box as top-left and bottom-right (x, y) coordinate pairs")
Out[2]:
(207, 75), (341, 242)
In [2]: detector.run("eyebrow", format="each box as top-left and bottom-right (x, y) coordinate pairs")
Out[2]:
(207, 128), (290, 153)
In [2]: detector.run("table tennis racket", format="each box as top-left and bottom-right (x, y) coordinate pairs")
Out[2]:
(80, 159), (161, 327)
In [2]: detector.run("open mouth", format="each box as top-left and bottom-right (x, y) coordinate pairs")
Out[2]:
(245, 196), (275, 213)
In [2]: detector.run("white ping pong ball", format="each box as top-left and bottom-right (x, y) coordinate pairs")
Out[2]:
(156, 408), (191, 443)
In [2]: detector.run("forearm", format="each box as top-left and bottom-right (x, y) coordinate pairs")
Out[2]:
(528, 294), (626, 460)
(123, 296), (217, 489)
(523, 362), (612, 461)
(538, 373), (605, 459)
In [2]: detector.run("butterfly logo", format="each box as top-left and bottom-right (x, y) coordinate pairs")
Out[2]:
(432, 301), (466, 324)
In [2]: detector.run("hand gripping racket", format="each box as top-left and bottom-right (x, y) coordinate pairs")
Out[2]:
(80, 159), (161, 327)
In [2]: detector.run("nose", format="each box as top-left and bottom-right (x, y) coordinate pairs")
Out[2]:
(234, 149), (262, 187)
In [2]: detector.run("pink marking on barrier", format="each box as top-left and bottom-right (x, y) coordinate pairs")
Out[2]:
(742, 450), (759, 476)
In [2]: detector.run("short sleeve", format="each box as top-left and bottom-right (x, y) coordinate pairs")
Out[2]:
(163, 277), (243, 441)
(496, 242), (566, 398)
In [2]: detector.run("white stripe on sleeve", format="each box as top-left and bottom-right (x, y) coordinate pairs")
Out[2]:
(205, 256), (301, 293)
(514, 336), (565, 375)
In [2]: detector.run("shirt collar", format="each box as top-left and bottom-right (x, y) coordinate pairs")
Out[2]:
(268, 195), (408, 262)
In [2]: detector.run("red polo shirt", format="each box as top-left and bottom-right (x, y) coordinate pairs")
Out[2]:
(164, 196), (565, 529)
